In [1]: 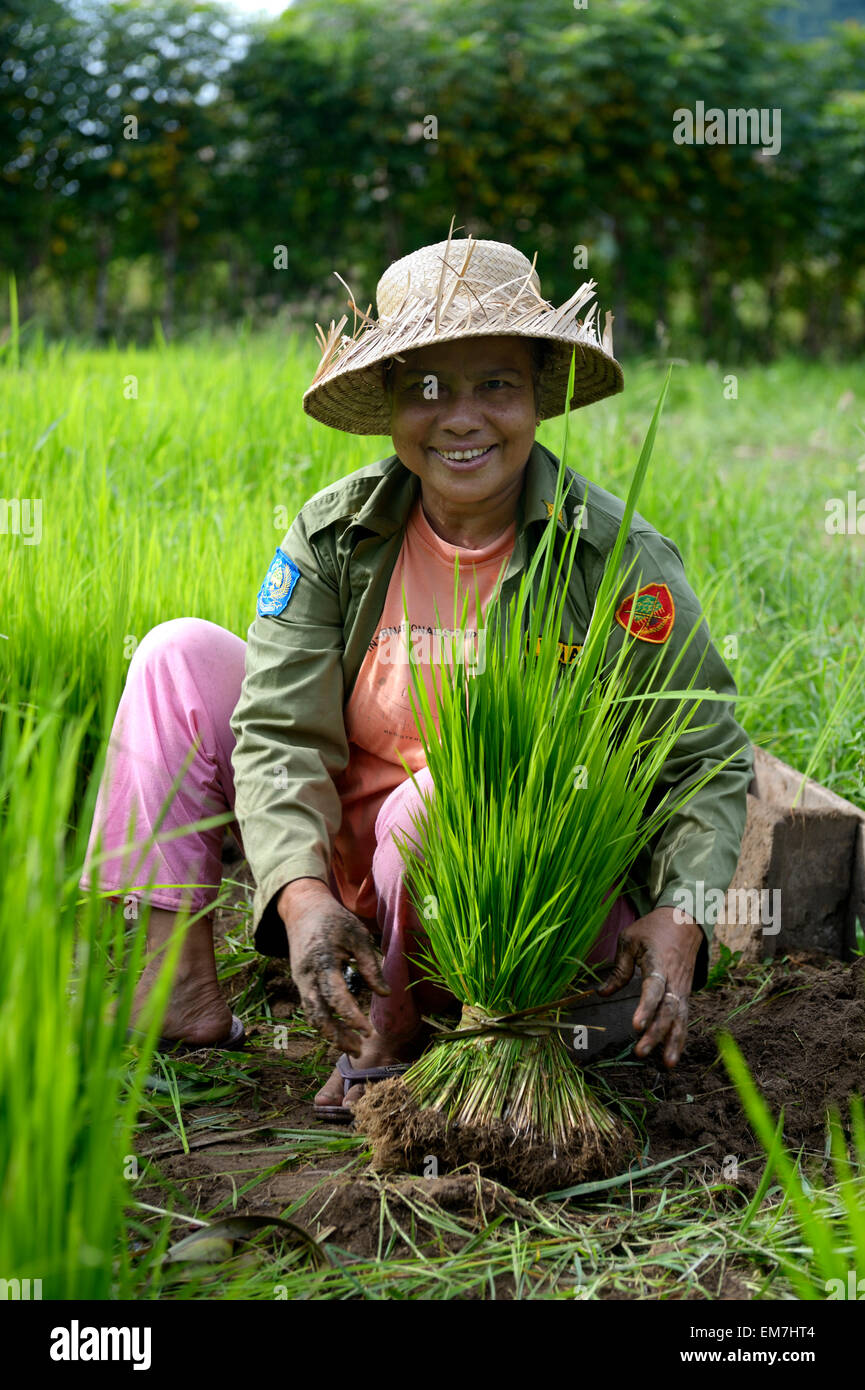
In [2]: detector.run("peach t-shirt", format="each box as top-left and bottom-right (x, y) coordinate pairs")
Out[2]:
(331, 496), (516, 918)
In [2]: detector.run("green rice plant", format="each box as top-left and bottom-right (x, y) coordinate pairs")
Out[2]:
(3, 274), (20, 371)
(5, 330), (865, 1294)
(720, 1032), (865, 1300)
(373, 365), (745, 1173)
(3, 339), (863, 811)
(0, 681), (223, 1299)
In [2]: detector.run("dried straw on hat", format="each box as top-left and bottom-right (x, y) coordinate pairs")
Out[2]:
(302, 224), (624, 435)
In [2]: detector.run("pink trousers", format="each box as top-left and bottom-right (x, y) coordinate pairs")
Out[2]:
(80, 618), (637, 1042)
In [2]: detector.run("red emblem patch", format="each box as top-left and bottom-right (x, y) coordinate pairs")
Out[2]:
(615, 582), (675, 644)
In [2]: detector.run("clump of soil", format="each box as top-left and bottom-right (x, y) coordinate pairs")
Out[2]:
(605, 953), (865, 1191)
(353, 1076), (636, 1197)
(294, 1171), (525, 1260)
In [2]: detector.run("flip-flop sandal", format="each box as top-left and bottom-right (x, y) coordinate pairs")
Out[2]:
(313, 1053), (409, 1123)
(127, 1012), (247, 1055)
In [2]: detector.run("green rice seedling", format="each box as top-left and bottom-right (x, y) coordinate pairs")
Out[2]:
(3, 336), (863, 810)
(0, 680), (233, 1298)
(355, 367), (745, 1189)
(720, 1032), (865, 1300)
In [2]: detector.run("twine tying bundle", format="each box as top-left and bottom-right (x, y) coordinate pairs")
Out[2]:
(424, 987), (606, 1044)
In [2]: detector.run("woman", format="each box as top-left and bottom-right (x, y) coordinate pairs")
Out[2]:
(80, 232), (753, 1119)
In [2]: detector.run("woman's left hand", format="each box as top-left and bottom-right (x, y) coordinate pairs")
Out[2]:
(597, 906), (704, 1068)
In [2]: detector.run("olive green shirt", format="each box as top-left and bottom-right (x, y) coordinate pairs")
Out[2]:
(230, 441), (753, 979)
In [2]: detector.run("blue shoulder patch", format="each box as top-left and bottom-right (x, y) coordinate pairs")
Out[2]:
(257, 547), (300, 617)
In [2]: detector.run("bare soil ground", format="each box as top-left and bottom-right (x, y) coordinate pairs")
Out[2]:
(604, 952), (864, 1194)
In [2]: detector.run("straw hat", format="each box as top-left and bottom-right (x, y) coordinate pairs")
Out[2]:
(302, 225), (624, 435)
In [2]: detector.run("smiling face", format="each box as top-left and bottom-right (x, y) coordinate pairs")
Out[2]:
(386, 335), (539, 545)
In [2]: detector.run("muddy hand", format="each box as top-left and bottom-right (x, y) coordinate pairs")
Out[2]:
(278, 879), (390, 1054)
(597, 905), (704, 1069)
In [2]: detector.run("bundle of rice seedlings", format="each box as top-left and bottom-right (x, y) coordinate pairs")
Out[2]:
(354, 369), (743, 1193)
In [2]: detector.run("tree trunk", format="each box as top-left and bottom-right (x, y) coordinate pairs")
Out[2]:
(611, 217), (628, 350)
(227, 239), (239, 323)
(802, 268), (822, 357)
(94, 228), (113, 341)
(161, 207), (178, 340)
(384, 198), (403, 264)
(698, 230), (715, 344)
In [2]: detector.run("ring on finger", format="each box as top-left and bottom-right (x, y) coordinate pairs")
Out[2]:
(664, 990), (683, 1005)
(649, 970), (666, 986)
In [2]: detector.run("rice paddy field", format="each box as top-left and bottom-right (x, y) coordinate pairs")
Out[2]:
(2, 328), (865, 1306)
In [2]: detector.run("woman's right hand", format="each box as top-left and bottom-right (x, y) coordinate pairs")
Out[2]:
(277, 878), (390, 1054)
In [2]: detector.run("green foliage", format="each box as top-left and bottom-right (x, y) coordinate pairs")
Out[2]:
(720, 1032), (865, 1300)
(2, 342), (864, 813)
(706, 941), (744, 989)
(1, 0), (864, 353)
(2, 331), (864, 1295)
(0, 685), (183, 1298)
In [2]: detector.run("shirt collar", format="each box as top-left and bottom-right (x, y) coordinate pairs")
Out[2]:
(344, 456), (419, 538)
(520, 440), (573, 530)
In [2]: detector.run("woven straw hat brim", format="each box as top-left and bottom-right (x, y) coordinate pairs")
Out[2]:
(302, 232), (624, 434)
(303, 326), (623, 436)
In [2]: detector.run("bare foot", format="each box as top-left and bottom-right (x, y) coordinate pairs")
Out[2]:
(314, 1027), (425, 1111)
(130, 905), (233, 1046)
